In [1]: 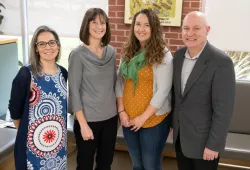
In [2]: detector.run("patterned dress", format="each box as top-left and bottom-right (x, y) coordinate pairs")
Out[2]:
(26, 66), (67, 170)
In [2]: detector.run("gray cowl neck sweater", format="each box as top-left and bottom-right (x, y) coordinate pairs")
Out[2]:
(68, 45), (117, 122)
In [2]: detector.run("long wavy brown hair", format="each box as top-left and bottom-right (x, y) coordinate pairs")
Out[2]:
(121, 9), (167, 65)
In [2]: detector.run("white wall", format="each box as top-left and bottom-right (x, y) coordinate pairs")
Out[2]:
(205, 0), (250, 52)
(0, 0), (108, 37)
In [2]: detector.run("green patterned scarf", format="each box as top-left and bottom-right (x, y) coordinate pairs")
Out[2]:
(121, 51), (146, 94)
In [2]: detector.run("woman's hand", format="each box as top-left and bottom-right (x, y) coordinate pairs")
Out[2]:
(119, 111), (130, 127)
(129, 115), (147, 132)
(80, 124), (94, 141)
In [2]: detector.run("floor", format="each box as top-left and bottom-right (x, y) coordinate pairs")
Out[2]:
(0, 149), (243, 170)
(67, 150), (241, 170)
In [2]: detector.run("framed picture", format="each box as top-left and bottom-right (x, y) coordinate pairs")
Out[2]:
(124, 0), (183, 26)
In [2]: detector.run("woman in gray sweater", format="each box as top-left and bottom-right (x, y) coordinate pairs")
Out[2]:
(68, 8), (117, 170)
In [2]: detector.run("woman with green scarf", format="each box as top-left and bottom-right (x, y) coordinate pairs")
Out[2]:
(116, 9), (173, 170)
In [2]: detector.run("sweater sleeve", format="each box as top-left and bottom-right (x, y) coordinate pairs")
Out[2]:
(68, 51), (84, 113)
(8, 66), (31, 120)
(150, 50), (173, 109)
(115, 58), (124, 97)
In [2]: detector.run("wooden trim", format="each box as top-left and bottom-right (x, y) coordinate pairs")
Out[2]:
(115, 145), (250, 168)
(0, 152), (15, 170)
(220, 158), (250, 167)
(0, 38), (18, 45)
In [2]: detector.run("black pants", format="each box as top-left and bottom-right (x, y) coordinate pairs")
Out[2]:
(175, 133), (219, 170)
(74, 115), (118, 170)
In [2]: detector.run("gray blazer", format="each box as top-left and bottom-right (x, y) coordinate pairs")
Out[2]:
(172, 42), (236, 159)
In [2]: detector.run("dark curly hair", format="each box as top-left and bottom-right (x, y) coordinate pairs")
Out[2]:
(121, 9), (167, 65)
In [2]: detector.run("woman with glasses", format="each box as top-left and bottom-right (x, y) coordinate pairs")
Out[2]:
(9, 25), (67, 170)
(68, 8), (117, 170)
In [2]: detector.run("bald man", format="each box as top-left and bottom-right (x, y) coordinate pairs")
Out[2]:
(172, 11), (235, 170)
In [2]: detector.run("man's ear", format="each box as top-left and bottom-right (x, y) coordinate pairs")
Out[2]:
(206, 26), (211, 35)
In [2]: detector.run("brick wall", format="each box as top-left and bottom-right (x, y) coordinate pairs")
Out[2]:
(108, 0), (203, 64)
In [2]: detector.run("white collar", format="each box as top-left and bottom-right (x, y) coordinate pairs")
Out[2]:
(184, 41), (207, 60)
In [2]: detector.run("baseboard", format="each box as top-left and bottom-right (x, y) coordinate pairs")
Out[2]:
(115, 144), (250, 168)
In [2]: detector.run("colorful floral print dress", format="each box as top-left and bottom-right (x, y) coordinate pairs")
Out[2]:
(26, 66), (67, 170)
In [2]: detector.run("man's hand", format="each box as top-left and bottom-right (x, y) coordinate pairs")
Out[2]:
(203, 147), (219, 161)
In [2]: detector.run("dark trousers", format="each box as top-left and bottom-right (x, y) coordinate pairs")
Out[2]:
(175, 133), (219, 170)
(74, 115), (118, 170)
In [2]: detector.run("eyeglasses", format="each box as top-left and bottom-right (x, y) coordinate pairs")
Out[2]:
(36, 40), (58, 48)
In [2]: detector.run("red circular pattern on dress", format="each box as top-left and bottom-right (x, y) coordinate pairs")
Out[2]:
(29, 85), (41, 107)
(43, 129), (56, 143)
(27, 115), (65, 158)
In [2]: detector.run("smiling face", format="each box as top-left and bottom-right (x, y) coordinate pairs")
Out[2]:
(89, 15), (107, 41)
(36, 32), (59, 63)
(182, 12), (210, 53)
(134, 13), (151, 48)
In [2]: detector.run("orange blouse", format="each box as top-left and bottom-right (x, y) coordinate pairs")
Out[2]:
(123, 65), (168, 128)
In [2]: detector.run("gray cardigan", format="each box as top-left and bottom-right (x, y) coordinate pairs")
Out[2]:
(116, 48), (173, 115)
